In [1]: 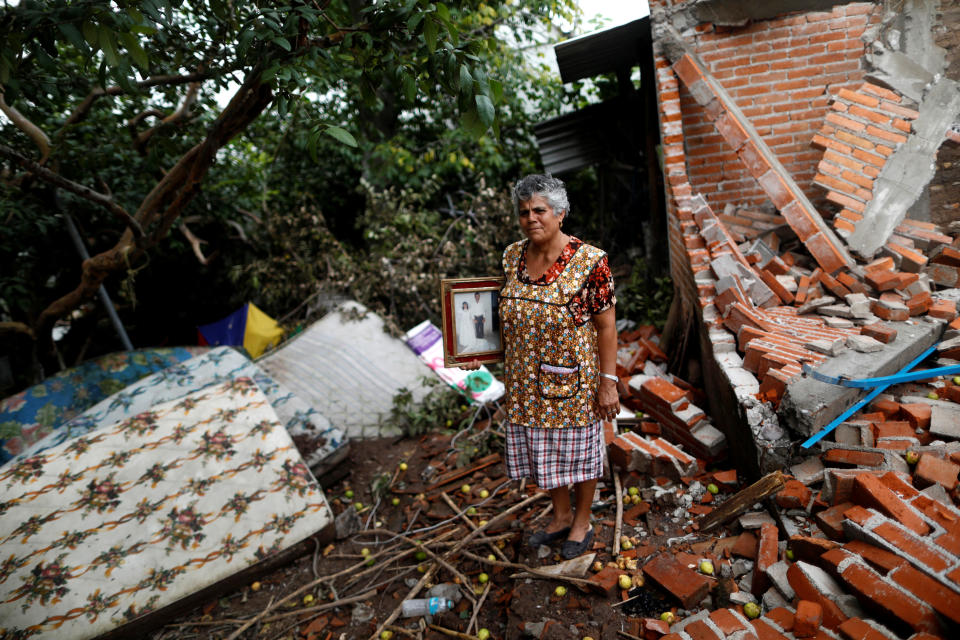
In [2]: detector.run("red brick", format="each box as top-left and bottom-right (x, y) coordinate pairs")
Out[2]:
(914, 454), (960, 491)
(823, 449), (885, 468)
(840, 541), (906, 574)
(851, 474), (930, 536)
(732, 531), (758, 559)
(889, 563), (960, 625)
(709, 608), (748, 635)
(896, 404), (931, 430)
(928, 299), (958, 321)
(804, 232), (848, 274)
(750, 619), (791, 640)
(871, 400), (901, 419)
(640, 378), (689, 411)
(835, 561), (941, 634)
(837, 617), (897, 640)
(588, 565), (623, 596)
(816, 502), (854, 540)
(765, 607), (795, 632)
(872, 521), (950, 572)
(789, 535), (842, 564)
(795, 600), (823, 638)
(642, 553), (713, 608)
(864, 270), (900, 291)
(672, 54), (706, 90)
(685, 619), (723, 640)
(777, 479), (813, 510)
(713, 469), (738, 490)
(787, 562), (850, 630)
(752, 522), (779, 596)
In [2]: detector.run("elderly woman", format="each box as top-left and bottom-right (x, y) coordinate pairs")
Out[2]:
(470, 174), (618, 559)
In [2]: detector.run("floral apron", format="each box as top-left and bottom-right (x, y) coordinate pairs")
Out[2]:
(500, 240), (606, 429)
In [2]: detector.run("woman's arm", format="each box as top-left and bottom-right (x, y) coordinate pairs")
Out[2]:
(592, 305), (619, 419)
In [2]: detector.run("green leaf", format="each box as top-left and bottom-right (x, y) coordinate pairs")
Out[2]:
(402, 74), (416, 103)
(407, 12), (424, 32)
(324, 125), (357, 147)
(461, 106), (486, 138)
(489, 78), (503, 103)
(435, 2), (450, 22)
(459, 65), (473, 96)
(272, 36), (292, 52)
(82, 21), (98, 47)
(237, 29), (255, 57)
(99, 28), (120, 67)
(58, 22), (87, 52)
(119, 32), (149, 70)
(423, 18), (437, 53)
(475, 94), (494, 127)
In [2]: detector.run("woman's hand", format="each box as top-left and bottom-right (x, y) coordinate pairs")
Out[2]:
(598, 377), (620, 421)
(458, 359), (482, 371)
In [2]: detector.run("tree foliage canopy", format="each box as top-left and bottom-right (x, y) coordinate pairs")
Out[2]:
(0, 0), (579, 385)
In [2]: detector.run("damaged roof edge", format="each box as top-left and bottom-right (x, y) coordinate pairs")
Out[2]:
(688, 0), (867, 26)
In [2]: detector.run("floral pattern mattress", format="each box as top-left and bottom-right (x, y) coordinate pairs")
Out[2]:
(0, 347), (205, 466)
(9, 347), (346, 473)
(0, 377), (332, 639)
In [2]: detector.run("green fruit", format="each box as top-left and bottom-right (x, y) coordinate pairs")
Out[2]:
(905, 450), (920, 465)
(399, 462), (408, 471)
(361, 548), (371, 556)
(660, 611), (675, 623)
(953, 376), (960, 385)
(415, 550), (427, 561)
(365, 558), (375, 566)
(627, 486), (639, 496)
(391, 497), (400, 506)
(477, 630), (491, 640)
(707, 483), (719, 495)
(744, 602), (761, 619)
(618, 574), (633, 590)
(344, 489), (354, 499)
(478, 572), (489, 584)
(467, 506), (478, 516)
(786, 549), (795, 561)
(354, 502), (364, 511)
(928, 391), (939, 400)
(487, 554), (497, 562)
(380, 631), (394, 640)
(699, 560), (714, 575)
(461, 484), (471, 494)
(479, 489), (489, 499)
(554, 585), (567, 597)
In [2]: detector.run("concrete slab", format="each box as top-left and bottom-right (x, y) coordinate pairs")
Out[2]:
(778, 320), (943, 437)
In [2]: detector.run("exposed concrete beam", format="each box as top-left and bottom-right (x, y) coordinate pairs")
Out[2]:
(846, 78), (960, 257)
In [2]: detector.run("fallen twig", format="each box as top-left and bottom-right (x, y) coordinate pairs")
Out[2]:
(460, 549), (595, 590)
(440, 491), (510, 564)
(467, 581), (491, 636)
(368, 563), (437, 640)
(612, 466), (624, 556)
(697, 470), (786, 532)
(427, 623), (478, 639)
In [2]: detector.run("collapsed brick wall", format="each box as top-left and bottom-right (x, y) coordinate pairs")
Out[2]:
(656, 1), (884, 213)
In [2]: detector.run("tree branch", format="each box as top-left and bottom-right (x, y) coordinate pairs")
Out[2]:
(0, 92), (51, 164)
(0, 322), (35, 339)
(0, 143), (144, 240)
(179, 221), (213, 265)
(133, 81), (202, 153)
(62, 72), (212, 129)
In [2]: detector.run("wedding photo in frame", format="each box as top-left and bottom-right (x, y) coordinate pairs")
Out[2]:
(440, 277), (505, 367)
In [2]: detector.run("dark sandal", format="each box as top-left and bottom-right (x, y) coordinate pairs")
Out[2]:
(561, 528), (594, 559)
(528, 526), (571, 547)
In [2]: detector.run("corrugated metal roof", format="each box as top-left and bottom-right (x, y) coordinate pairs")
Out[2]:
(534, 98), (627, 175)
(554, 17), (651, 84)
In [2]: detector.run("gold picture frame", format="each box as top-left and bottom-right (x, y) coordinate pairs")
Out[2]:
(439, 276), (505, 367)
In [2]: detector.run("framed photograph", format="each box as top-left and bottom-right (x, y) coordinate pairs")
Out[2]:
(440, 277), (505, 367)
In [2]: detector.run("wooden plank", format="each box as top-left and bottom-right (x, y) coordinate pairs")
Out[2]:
(696, 471), (786, 532)
(425, 453), (501, 492)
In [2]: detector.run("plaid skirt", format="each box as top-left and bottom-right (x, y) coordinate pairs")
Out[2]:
(504, 421), (605, 490)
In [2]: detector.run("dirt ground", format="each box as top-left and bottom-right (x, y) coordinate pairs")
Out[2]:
(146, 426), (731, 640)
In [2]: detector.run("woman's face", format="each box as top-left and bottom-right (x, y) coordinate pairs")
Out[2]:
(462, 302), (469, 310)
(518, 194), (563, 244)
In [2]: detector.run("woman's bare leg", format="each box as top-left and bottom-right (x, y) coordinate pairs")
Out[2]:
(568, 478), (597, 542)
(545, 486), (574, 533)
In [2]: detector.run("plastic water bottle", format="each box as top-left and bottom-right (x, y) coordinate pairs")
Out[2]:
(400, 597), (454, 618)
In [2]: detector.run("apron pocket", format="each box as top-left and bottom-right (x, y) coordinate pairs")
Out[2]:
(537, 362), (581, 399)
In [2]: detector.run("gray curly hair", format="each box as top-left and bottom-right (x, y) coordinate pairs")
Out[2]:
(512, 174), (569, 217)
